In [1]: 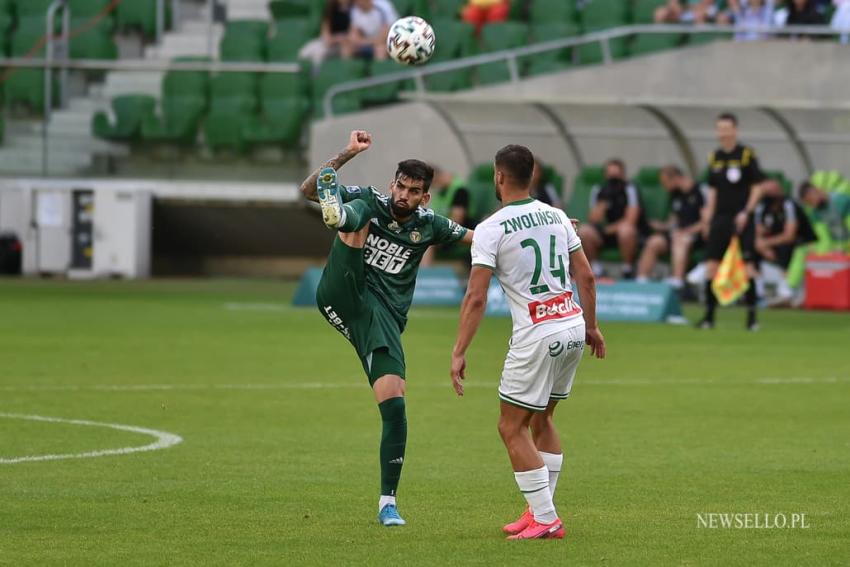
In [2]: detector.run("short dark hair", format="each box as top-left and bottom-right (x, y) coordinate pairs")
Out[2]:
(798, 181), (816, 199)
(395, 159), (434, 192)
(495, 144), (534, 187)
(605, 158), (626, 175)
(660, 165), (683, 178)
(717, 112), (738, 126)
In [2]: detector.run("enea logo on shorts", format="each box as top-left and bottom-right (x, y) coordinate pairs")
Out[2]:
(528, 292), (582, 324)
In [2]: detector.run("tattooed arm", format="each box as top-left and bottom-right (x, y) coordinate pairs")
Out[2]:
(300, 130), (373, 202)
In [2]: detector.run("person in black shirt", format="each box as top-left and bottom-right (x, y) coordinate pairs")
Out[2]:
(754, 180), (799, 271)
(577, 158), (644, 279)
(636, 165), (708, 295)
(699, 113), (769, 330)
(298, 0), (353, 69)
(529, 158), (564, 209)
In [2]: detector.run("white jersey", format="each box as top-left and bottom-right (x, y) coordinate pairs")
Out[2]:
(472, 197), (584, 347)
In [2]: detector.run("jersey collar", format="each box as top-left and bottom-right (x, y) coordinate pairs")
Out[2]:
(504, 197), (535, 207)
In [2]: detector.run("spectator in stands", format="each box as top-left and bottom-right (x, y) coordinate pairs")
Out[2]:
(349, 0), (399, 60)
(728, 0), (776, 41)
(462, 0), (511, 35)
(298, 0), (353, 70)
(754, 179), (802, 305)
(529, 158), (563, 209)
(832, 0), (850, 43)
(577, 158), (644, 279)
(636, 166), (708, 298)
(785, 0), (827, 38)
(799, 181), (850, 244)
(655, 0), (731, 24)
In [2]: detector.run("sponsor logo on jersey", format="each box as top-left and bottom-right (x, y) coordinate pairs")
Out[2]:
(500, 210), (564, 235)
(323, 305), (351, 340)
(388, 220), (401, 232)
(410, 230), (421, 243)
(365, 233), (412, 274)
(528, 291), (582, 324)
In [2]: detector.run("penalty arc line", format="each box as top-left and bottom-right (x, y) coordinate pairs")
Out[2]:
(0, 413), (183, 465)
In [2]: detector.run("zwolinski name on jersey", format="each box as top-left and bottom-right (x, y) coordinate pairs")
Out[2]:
(499, 210), (565, 235)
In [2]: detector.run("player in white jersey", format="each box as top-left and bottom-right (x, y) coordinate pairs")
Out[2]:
(451, 145), (605, 540)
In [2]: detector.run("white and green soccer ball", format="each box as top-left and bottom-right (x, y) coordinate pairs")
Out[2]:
(387, 16), (436, 66)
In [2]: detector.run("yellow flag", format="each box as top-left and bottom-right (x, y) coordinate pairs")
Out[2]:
(712, 237), (750, 306)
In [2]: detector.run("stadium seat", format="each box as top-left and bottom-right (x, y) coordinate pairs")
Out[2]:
(362, 59), (411, 105)
(92, 94), (157, 142)
(243, 71), (309, 148)
(630, 33), (683, 57)
(424, 19), (475, 91)
(220, 20), (268, 62)
(477, 22), (528, 85)
(267, 0), (310, 20)
(566, 166), (604, 223)
(141, 59), (209, 145)
(579, 0), (630, 30)
(311, 58), (367, 118)
(68, 0), (111, 17)
(632, 0), (665, 24)
(635, 166), (670, 222)
(69, 18), (118, 60)
(431, 0), (465, 19)
(203, 72), (259, 152)
(465, 163), (501, 222)
(530, 0), (577, 25)
(15, 0), (54, 18)
(575, 37), (629, 65)
(5, 28), (56, 112)
(524, 23), (580, 77)
(116, 0), (168, 37)
(267, 19), (311, 62)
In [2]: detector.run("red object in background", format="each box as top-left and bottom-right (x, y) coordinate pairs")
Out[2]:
(804, 253), (850, 311)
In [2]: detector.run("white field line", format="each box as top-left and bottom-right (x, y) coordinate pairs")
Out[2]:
(1, 377), (848, 394)
(0, 413), (183, 464)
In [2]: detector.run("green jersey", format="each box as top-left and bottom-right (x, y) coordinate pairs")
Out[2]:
(341, 185), (468, 327)
(811, 193), (850, 243)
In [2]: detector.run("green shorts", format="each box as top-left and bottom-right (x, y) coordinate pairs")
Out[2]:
(316, 238), (406, 385)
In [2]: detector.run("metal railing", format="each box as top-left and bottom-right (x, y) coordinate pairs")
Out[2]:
(322, 23), (849, 118)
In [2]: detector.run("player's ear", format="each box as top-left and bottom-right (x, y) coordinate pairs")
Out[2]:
(421, 192), (431, 207)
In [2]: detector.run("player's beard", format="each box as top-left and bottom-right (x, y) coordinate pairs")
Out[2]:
(390, 197), (414, 218)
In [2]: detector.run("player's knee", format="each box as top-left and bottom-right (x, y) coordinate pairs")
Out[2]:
(497, 416), (519, 441)
(617, 223), (637, 240)
(647, 234), (666, 253)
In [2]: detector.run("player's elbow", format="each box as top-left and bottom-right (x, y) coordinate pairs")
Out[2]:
(464, 291), (487, 311)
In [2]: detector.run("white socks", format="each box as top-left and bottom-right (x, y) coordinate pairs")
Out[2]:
(539, 451), (563, 497)
(514, 466), (557, 524)
(378, 495), (396, 511)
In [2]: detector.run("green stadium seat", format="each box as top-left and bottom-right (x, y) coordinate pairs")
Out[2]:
(424, 19), (475, 91)
(268, 0), (310, 20)
(220, 20), (268, 62)
(686, 31), (733, 45)
(16, 0), (54, 18)
(116, 0), (168, 37)
(68, 0), (111, 17)
(580, 0), (630, 30)
(630, 33), (683, 57)
(478, 22), (528, 85)
(242, 73), (310, 146)
(141, 60), (209, 145)
(465, 163), (500, 222)
(431, 0), (465, 19)
(523, 23), (580, 77)
(632, 0), (665, 24)
(5, 28), (57, 112)
(635, 166), (669, 222)
(530, 0), (577, 25)
(204, 96), (257, 153)
(0, 115), (4, 144)
(362, 59), (412, 105)
(267, 19), (311, 61)
(389, 0), (415, 16)
(575, 37), (629, 65)
(92, 94), (156, 141)
(69, 18), (118, 59)
(311, 58), (367, 118)
(566, 166), (604, 223)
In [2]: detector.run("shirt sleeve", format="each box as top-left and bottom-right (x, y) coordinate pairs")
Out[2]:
(470, 222), (499, 269)
(744, 146), (766, 184)
(559, 210), (582, 253)
(625, 183), (639, 207)
(589, 184), (601, 208)
(783, 199), (797, 223)
(431, 212), (468, 246)
(340, 185), (373, 204)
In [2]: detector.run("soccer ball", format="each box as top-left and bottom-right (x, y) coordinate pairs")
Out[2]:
(387, 16), (436, 66)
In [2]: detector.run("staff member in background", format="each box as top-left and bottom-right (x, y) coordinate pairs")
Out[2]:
(754, 180), (801, 306)
(577, 158), (645, 279)
(636, 165), (708, 300)
(799, 181), (850, 245)
(422, 166), (477, 266)
(698, 113), (770, 331)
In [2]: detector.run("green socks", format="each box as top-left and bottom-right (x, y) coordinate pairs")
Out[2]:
(378, 397), (407, 497)
(339, 199), (372, 233)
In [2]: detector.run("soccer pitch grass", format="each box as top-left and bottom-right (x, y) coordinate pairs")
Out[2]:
(1, 278), (848, 566)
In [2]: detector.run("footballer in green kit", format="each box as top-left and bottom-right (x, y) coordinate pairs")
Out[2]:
(299, 130), (473, 526)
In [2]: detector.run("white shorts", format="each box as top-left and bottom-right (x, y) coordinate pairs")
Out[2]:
(498, 323), (586, 412)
